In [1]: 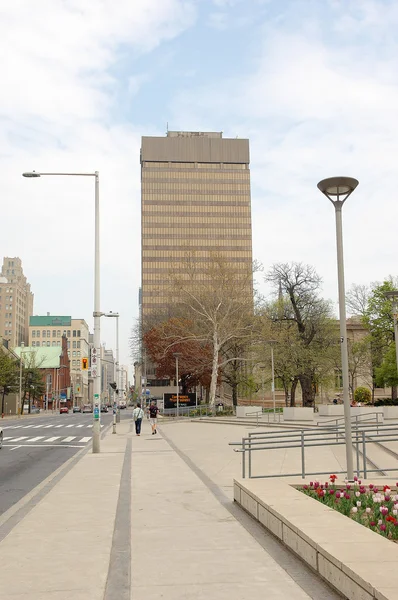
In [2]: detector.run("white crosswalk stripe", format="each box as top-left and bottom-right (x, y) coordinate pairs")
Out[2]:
(32, 424), (42, 429)
(22, 425), (34, 429)
(3, 434), (93, 445)
(65, 424), (74, 428)
(44, 424), (53, 428)
(55, 424), (63, 428)
(76, 424), (84, 428)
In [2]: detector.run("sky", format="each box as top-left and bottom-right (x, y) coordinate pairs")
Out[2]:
(2, 0), (398, 373)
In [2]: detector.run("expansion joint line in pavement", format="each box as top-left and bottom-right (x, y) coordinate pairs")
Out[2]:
(103, 421), (133, 600)
(158, 426), (342, 600)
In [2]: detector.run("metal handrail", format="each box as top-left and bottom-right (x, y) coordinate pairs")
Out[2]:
(318, 411), (383, 427)
(230, 421), (398, 480)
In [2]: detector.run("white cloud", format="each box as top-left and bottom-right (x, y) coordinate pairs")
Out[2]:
(0, 0), (197, 370)
(170, 3), (398, 305)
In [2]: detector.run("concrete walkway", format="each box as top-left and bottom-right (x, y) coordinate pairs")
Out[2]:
(0, 418), (343, 599)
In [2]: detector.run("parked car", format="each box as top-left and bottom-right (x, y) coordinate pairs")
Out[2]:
(72, 406), (81, 413)
(119, 400), (127, 409)
(82, 404), (93, 413)
(31, 407), (41, 414)
(0, 426), (3, 449)
(100, 405), (108, 413)
(60, 406), (69, 414)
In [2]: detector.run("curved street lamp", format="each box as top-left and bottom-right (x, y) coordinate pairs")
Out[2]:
(317, 176), (359, 482)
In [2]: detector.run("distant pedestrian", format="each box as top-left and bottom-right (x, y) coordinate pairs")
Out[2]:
(132, 403), (144, 436)
(149, 400), (159, 435)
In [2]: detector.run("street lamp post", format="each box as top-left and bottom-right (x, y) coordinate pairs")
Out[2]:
(173, 352), (182, 418)
(23, 170), (102, 453)
(317, 176), (359, 481)
(385, 291), (398, 377)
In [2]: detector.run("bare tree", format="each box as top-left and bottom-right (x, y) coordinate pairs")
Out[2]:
(265, 262), (339, 406)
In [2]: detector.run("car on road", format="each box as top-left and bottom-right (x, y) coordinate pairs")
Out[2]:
(0, 426), (3, 449)
(72, 406), (81, 413)
(60, 406), (69, 414)
(100, 405), (108, 413)
(119, 400), (127, 409)
(82, 404), (93, 413)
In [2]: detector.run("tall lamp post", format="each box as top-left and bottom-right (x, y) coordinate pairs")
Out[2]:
(385, 291), (398, 377)
(173, 352), (182, 418)
(22, 170), (102, 453)
(317, 176), (359, 481)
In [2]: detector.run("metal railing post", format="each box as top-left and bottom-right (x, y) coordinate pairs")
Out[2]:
(362, 431), (367, 479)
(356, 429), (360, 478)
(242, 438), (246, 478)
(301, 430), (305, 479)
(248, 434), (252, 478)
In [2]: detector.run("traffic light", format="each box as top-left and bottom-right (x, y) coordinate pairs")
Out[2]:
(81, 357), (88, 370)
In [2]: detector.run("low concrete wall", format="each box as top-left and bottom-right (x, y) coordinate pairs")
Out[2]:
(283, 407), (314, 421)
(318, 405), (345, 417)
(236, 406), (263, 418)
(234, 478), (398, 600)
(383, 406), (398, 420)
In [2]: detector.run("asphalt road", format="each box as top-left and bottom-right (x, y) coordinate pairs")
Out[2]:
(0, 409), (131, 516)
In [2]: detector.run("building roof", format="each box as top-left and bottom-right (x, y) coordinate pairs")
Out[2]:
(13, 346), (63, 368)
(30, 315), (71, 326)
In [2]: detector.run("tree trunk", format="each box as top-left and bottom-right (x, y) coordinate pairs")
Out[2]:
(290, 378), (298, 407)
(1, 388), (5, 416)
(232, 384), (238, 407)
(209, 332), (219, 412)
(299, 373), (315, 406)
(392, 385), (397, 401)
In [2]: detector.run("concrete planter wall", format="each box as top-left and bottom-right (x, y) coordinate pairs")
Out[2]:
(236, 406), (263, 418)
(234, 478), (398, 600)
(383, 406), (398, 420)
(318, 405), (345, 417)
(283, 407), (314, 421)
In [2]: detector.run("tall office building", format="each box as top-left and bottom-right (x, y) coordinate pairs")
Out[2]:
(141, 131), (252, 322)
(0, 257), (33, 347)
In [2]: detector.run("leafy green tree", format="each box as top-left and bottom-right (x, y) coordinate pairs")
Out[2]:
(0, 348), (19, 415)
(374, 344), (398, 390)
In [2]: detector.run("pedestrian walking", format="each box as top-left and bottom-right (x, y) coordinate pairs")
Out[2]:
(149, 400), (159, 435)
(132, 403), (144, 436)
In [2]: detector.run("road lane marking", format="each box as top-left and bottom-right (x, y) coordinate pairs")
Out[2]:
(55, 424), (63, 428)
(10, 445), (22, 451)
(80, 437), (91, 443)
(44, 436), (60, 442)
(76, 424), (84, 428)
(22, 425), (34, 429)
(44, 424), (53, 428)
(26, 436), (45, 442)
(3, 444), (87, 449)
(10, 436), (28, 442)
(65, 424), (74, 428)
(62, 436), (76, 443)
(32, 425), (42, 429)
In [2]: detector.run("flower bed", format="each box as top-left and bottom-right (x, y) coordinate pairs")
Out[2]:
(300, 475), (398, 541)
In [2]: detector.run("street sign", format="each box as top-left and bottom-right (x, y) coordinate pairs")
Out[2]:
(91, 347), (97, 356)
(91, 356), (97, 364)
(91, 368), (97, 378)
(94, 393), (100, 399)
(94, 406), (99, 420)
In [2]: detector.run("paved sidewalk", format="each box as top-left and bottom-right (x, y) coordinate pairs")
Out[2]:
(0, 421), (130, 599)
(130, 419), (340, 599)
(0, 418), (343, 599)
